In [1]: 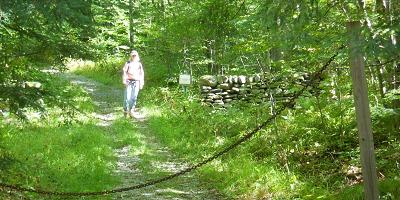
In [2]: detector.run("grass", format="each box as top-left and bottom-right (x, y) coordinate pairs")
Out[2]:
(0, 117), (142, 199)
(67, 58), (125, 88)
(2, 124), (113, 199)
(139, 86), (400, 199)
(53, 57), (400, 199)
(0, 58), (193, 199)
(144, 98), (297, 198)
(141, 89), (294, 198)
(144, 96), (400, 199)
(330, 178), (400, 200)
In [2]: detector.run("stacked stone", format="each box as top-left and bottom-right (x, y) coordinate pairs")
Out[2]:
(199, 74), (283, 107)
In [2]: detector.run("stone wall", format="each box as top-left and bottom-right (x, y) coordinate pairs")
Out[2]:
(199, 74), (288, 107)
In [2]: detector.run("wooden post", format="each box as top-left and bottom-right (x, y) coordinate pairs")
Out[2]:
(347, 21), (379, 200)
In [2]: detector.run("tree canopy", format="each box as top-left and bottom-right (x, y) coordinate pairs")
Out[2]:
(0, 1), (399, 199)
(1, 0), (399, 118)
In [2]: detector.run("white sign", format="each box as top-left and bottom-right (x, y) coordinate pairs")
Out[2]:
(179, 74), (191, 85)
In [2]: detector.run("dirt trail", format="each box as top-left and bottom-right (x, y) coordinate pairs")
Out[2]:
(67, 74), (224, 200)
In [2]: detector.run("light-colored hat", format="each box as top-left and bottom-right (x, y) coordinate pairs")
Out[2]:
(130, 50), (138, 56)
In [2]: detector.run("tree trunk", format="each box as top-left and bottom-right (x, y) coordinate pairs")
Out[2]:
(347, 21), (379, 200)
(375, 62), (386, 100)
(205, 40), (215, 74)
(376, 0), (398, 94)
(128, 0), (135, 48)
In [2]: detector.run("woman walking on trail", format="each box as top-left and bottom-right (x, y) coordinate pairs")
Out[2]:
(122, 50), (144, 118)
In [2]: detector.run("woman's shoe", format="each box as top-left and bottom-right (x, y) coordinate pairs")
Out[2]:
(130, 112), (136, 118)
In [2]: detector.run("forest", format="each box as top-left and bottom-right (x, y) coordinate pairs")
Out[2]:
(0, 0), (399, 199)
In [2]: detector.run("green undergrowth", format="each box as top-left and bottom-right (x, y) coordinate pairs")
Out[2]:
(142, 86), (400, 199)
(67, 58), (126, 88)
(143, 87), (302, 199)
(63, 58), (400, 199)
(0, 116), (141, 200)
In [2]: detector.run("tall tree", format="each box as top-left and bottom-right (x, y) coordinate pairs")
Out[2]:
(0, 0), (95, 117)
(128, 0), (135, 48)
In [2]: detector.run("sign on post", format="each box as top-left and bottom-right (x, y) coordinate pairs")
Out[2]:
(179, 74), (191, 93)
(179, 74), (191, 85)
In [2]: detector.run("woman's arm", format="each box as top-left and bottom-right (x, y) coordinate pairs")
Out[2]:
(139, 63), (144, 89)
(122, 63), (128, 85)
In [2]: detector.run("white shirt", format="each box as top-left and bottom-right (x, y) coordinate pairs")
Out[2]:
(122, 61), (144, 89)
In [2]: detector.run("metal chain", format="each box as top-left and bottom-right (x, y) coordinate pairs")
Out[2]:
(0, 45), (344, 197)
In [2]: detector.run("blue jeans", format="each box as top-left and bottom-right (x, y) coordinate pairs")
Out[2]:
(124, 80), (139, 112)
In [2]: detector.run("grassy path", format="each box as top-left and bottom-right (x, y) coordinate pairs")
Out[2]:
(66, 73), (224, 200)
